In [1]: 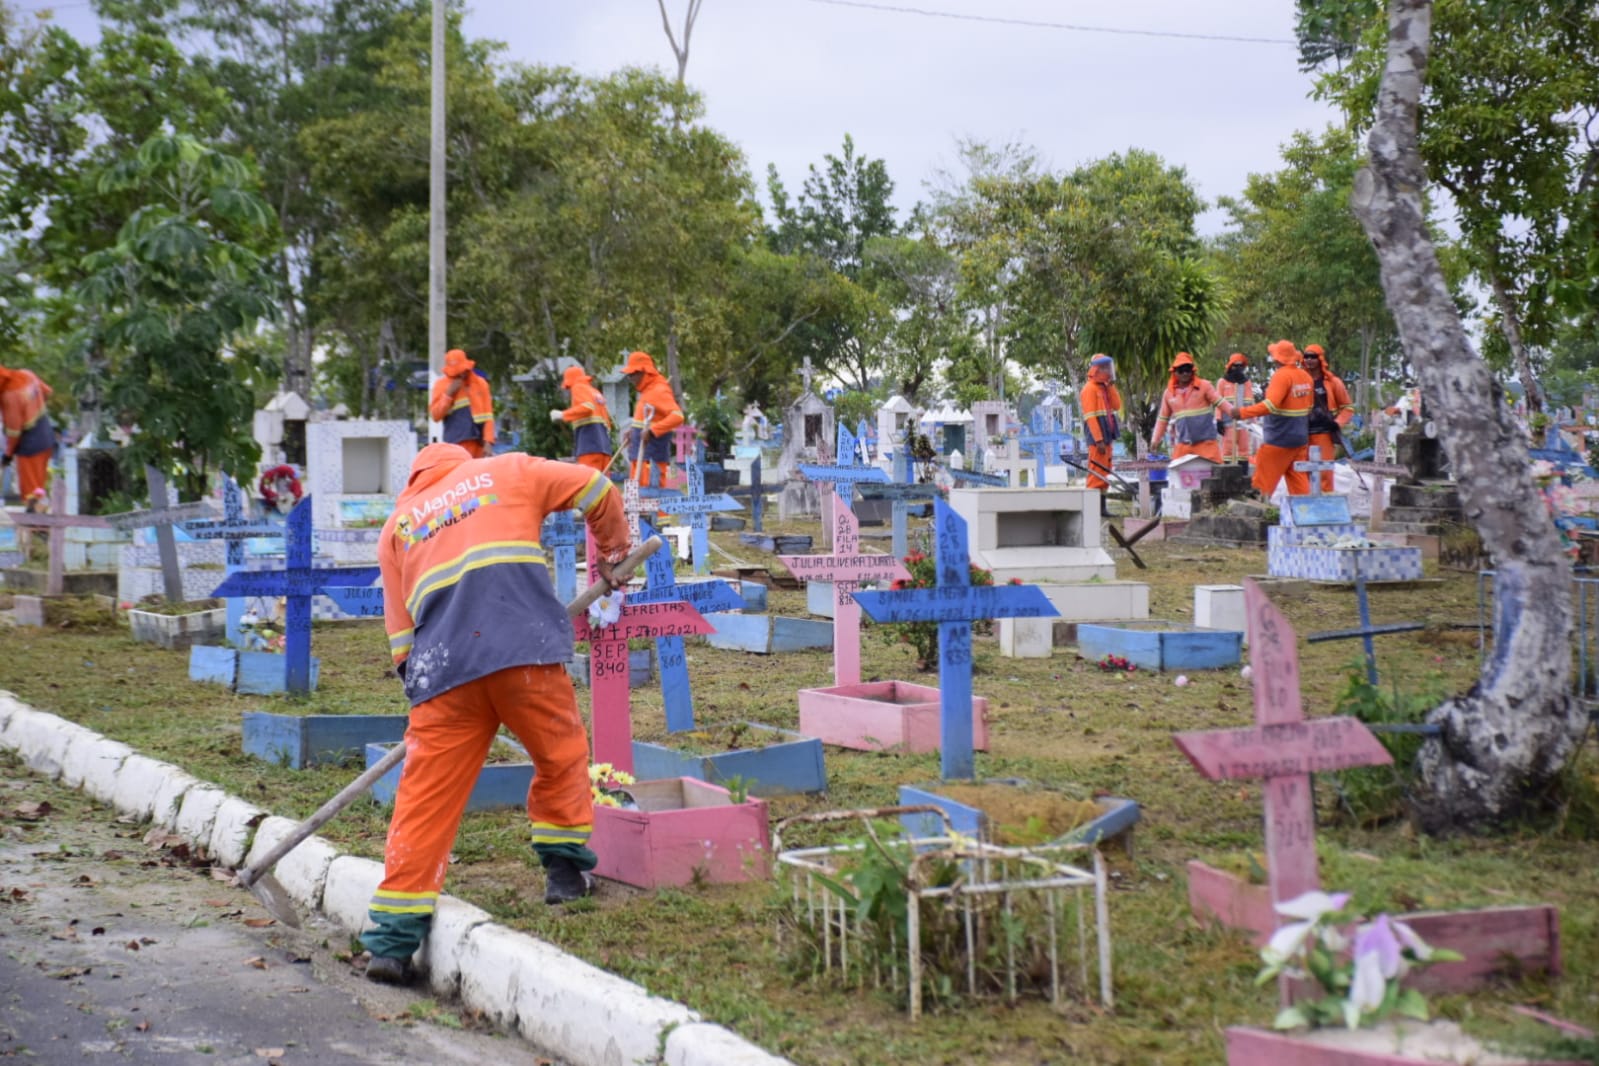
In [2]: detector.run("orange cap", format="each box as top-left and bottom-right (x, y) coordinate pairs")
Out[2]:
(1304, 344), (1324, 357)
(1226, 352), (1248, 368)
(1170, 352), (1196, 371)
(443, 348), (475, 376)
(622, 350), (657, 376)
(560, 365), (591, 389)
(1268, 340), (1300, 366)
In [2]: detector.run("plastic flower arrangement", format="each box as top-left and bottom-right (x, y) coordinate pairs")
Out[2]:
(879, 550), (995, 670)
(588, 763), (637, 808)
(1256, 889), (1463, 1031)
(1096, 654), (1136, 673)
(587, 588), (625, 628)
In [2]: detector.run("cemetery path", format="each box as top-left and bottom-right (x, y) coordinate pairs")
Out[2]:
(0, 761), (564, 1066)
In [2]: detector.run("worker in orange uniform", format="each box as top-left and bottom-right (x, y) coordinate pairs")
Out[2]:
(1149, 352), (1233, 463)
(428, 348), (495, 458)
(621, 350), (684, 487)
(362, 444), (630, 985)
(0, 365), (56, 511)
(1236, 340), (1314, 498)
(1302, 344), (1355, 493)
(1079, 354), (1123, 516)
(549, 364), (614, 473)
(1215, 353), (1257, 463)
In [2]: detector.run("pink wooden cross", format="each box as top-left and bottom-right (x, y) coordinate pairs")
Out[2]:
(1173, 579), (1391, 997)
(576, 534), (712, 773)
(9, 480), (112, 596)
(779, 490), (909, 687)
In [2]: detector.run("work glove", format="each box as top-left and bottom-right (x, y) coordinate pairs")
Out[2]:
(0, 453), (11, 468)
(548, 409), (565, 423)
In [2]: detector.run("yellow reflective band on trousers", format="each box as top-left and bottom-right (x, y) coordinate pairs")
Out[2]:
(405, 541), (547, 619)
(368, 888), (438, 915)
(530, 822), (593, 846)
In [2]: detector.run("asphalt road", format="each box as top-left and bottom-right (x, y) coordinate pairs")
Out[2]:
(0, 759), (562, 1065)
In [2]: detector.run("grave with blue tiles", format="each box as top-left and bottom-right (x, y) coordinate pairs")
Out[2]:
(1266, 493), (1423, 583)
(847, 501), (1059, 780)
(207, 495), (381, 694)
(105, 466), (222, 604)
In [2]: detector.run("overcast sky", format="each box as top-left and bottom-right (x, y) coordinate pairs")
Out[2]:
(462, 0), (1346, 234)
(27, 0), (1346, 233)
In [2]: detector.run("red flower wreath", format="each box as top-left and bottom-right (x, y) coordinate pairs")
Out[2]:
(258, 465), (303, 512)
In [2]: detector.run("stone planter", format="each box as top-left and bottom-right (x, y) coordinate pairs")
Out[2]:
(898, 778), (1139, 851)
(631, 723), (826, 797)
(128, 605), (226, 650)
(1226, 1021), (1581, 1065)
(591, 777), (770, 889)
(705, 613), (832, 654)
(1076, 620), (1242, 671)
(797, 679), (988, 754)
(242, 711), (409, 769)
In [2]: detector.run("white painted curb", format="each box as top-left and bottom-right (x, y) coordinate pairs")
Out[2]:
(0, 695), (795, 1066)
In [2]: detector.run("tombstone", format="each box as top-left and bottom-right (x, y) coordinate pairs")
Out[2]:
(1161, 454), (1220, 521)
(304, 419), (415, 565)
(68, 446), (128, 518)
(209, 497), (381, 693)
(777, 363), (836, 518)
(798, 421), (889, 549)
(1291, 445), (1340, 498)
(632, 517), (746, 733)
(1267, 493), (1423, 583)
(968, 400), (1013, 461)
(574, 541), (714, 774)
(1116, 457), (1168, 518)
(851, 502), (1058, 780)
(875, 394), (917, 466)
(254, 390), (310, 468)
(1173, 580), (1392, 1002)
(181, 475), (287, 644)
(725, 456), (770, 532)
(105, 466), (219, 604)
(780, 492), (909, 689)
(7, 480), (115, 597)
(656, 459), (741, 576)
(858, 481), (939, 561)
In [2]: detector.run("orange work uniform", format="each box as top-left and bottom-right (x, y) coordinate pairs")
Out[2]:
(1215, 355), (1258, 462)
(361, 444), (628, 962)
(622, 351), (684, 487)
(0, 367), (55, 506)
(1304, 349), (1355, 493)
(556, 365), (614, 474)
(1239, 340), (1314, 497)
(428, 348), (495, 458)
(1079, 357), (1123, 492)
(1150, 353), (1232, 463)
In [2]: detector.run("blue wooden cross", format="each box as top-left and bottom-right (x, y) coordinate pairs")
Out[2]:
(181, 475), (286, 644)
(726, 456), (769, 532)
(631, 517), (747, 732)
(798, 421), (889, 514)
(1293, 444), (1340, 497)
(853, 502), (1059, 780)
(1018, 408), (1076, 488)
(859, 481), (938, 561)
(541, 508), (583, 604)
(656, 458), (740, 576)
(210, 496), (380, 693)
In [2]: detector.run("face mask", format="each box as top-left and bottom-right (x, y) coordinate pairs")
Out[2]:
(1225, 365), (1249, 384)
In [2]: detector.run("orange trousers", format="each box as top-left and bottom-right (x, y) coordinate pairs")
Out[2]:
(1306, 435), (1340, 494)
(1086, 444), (1114, 491)
(631, 459), (671, 487)
(370, 664), (593, 919)
(1252, 443), (1309, 497)
(576, 452), (612, 474)
(12, 451), (49, 502)
(1170, 440), (1223, 463)
(1219, 425), (1255, 462)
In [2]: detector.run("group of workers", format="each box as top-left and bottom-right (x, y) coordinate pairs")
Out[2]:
(1084, 340), (1353, 503)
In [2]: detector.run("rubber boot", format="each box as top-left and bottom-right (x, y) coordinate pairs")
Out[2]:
(543, 854), (594, 905)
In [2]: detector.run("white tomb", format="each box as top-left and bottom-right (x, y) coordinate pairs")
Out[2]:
(875, 395), (916, 464)
(253, 391), (311, 468)
(305, 419), (416, 564)
(1162, 454), (1220, 520)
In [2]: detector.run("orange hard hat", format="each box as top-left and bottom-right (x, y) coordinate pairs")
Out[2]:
(1303, 344), (1325, 357)
(1268, 340), (1301, 366)
(561, 365), (591, 389)
(622, 350), (657, 376)
(1170, 352), (1196, 371)
(443, 348), (475, 376)
(1226, 352), (1248, 368)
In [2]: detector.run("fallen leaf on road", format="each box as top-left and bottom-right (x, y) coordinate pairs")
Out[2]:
(244, 956), (268, 970)
(139, 937), (157, 945)
(73, 874), (96, 886)
(254, 1049), (284, 1059)
(5, 888), (28, 902)
(125, 940), (140, 951)
(203, 899), (231, 907)
(12, 801), (51, 820)
(242, 918), (276, 928)
(209, 869), (236, 883)
(135, 1020), (150, 1032)
(48, 966), (90, 979)
(142, 829), (185, 849)
(91, 926), (105, 936)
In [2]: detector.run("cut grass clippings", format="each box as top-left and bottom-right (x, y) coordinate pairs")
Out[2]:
(1, 527), (1596, 1065)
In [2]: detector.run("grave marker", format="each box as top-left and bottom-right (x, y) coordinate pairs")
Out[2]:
(9, 480), (113, 596)
(210, 496), (381, 693)
(573, 561), (714, 773)
(1116, 458), (1168, 517)
(1172, 579), (1391, 1001)
(541, 509), (583, 604)
(852, 501), (1058, 779)
(1291, 445), (1339, 497)
(657, 459), (740, 576)
(780, 491), (909, 688)
(632, 517), (746, 733)
(725, 456), (770, 532)
(859, 481), (938, 560)
(1017, 408), (1075, 487)
(181, 475), (286, 643)
(800, 421), (891, 551)
(104, 466), (217, 603)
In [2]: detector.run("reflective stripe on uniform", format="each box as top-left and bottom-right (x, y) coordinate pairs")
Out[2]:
(572, 472), (611, 515)
(530, 822), (593, 846)
(388, 627), (414, 661)
(368, 888), (438, 915)
(406, 541), (547, 619)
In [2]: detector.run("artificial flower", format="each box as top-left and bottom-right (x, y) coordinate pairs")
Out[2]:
(1353, 914), (1403, 980)
(588, 588), (625, 628)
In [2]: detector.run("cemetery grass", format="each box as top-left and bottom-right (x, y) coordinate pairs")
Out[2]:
(2, 536), (1598, 1064)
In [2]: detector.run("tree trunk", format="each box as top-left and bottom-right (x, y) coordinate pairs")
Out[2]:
(1488, 268), (1544, 415)
(1349, 0), (1585, 834)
